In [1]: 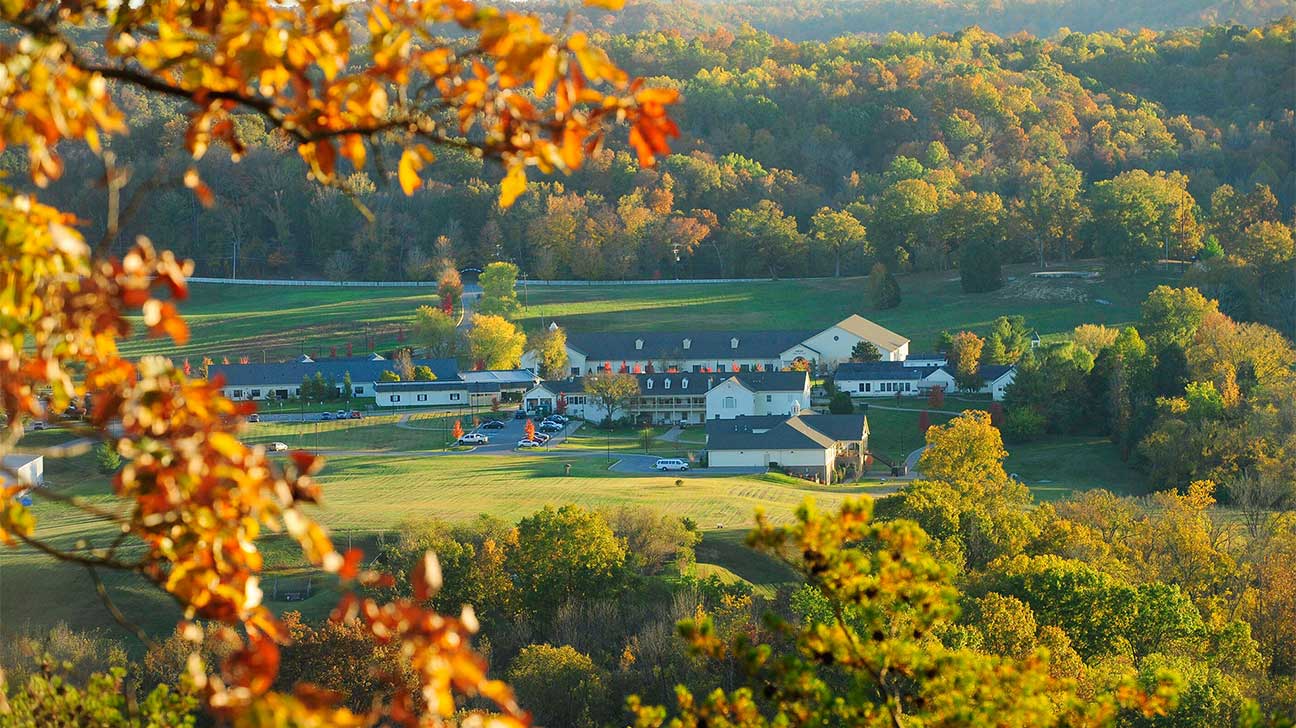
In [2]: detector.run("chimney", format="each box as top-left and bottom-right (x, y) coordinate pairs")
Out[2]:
(635, 338), (643, 350)
(682, 338), (691, 350)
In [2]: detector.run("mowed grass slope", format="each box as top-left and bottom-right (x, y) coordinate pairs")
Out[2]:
(1, 453), (867, 640)
(122, 263), (1179, 361)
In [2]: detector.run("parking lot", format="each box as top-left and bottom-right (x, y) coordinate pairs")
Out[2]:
(463, 414), (575, 453)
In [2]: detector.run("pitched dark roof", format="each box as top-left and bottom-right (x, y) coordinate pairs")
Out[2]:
(727, 371), (809, 391)
(706, 414), (868, 451)
(373, 380), (501, 393)
(210, 357), (459, 387)
(530, 372), (717, 396)
(978, 364), (1016, 382)
(566, 330), (813, 362)
(905, 352), (948, 362)
(835, 361), (940, 380)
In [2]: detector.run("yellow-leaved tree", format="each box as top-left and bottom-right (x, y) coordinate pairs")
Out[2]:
(0, 0), (676, 724)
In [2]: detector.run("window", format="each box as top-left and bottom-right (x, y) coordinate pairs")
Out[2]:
(692, 365), (701, 372)
(664, 378), (671, 389)
(741, 364), (750, 372)
(682, 378), (688, 389)
(765, 394), (772, 402)
(646, 379), (653, 390)
(723, 396), (736, 409)
(232, 389), (243, 399)
(450, 393), (461, 401)
(293, 388), (300, 396)
(417, 394), (428, 402)
(864, 383), (871, 392)
(354, 386), (364, 394)
(250, 389), (261, 397)
(392, 395), (401, 402)
(571, 367), (580, 376)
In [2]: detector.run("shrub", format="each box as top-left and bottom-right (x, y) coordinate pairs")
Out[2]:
(1003, 408), (1046, 443)
(829, 391), (854, 414)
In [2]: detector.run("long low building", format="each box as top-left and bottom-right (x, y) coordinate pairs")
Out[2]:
(521, 314), (910, 375)
(705, 414), (869, 484)
(834, 360), (1017, 401)
(521, 371), (810, 424)
(210, 354), (459, 401)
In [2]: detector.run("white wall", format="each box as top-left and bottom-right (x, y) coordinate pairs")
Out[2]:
(705, 379), (755, 419)
(709, 447), (832, 472)
(839, 378), (924, 397)
(375, 389), (467, 407)
(798, 326), (907, 366)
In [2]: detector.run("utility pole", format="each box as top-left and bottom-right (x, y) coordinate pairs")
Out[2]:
(232, 234), (240, 280)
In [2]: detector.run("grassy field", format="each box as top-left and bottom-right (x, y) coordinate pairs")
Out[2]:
(1, 452), (875, 641)
(122, 263), (1180, 361)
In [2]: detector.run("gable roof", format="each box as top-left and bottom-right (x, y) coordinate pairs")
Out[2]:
(835, 361), (940, 380)
(373, 380), (501, 394)
(706, 413), (868, 451)
(564, 330), (813, 362)
(209, 356), (459, 387)
(831, 315), (909, 350)
(725, 370), (809, 392)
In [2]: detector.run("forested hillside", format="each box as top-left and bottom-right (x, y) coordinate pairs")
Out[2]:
(11, 19), (1294, 334)
(534, 0), (1296, 39)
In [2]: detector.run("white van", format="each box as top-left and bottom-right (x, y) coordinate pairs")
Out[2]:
(654, 458), (689, 472)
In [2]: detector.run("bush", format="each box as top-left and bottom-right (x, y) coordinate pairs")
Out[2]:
(959, 241), (1004, 293)
(868, 262), (901, 309)
(506, 644), (606, 728)
(829, 391), (854, 414)
(1003, 407), (1046, 443)
(95, 441), (123, 474)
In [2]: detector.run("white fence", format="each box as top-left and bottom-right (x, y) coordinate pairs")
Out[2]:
(187, 276), (779, 287)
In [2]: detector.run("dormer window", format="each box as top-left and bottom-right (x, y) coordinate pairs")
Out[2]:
(682, 338), (691, 350)
(664, 378), (671, 389)
(730, 337), (739, 349)
(681, 378), (688, 389)
(646, 379), (653, 390)
(635, 338), (643, 350)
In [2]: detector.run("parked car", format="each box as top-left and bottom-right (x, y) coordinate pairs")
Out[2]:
(248, 413), (261, 423)
(457, 432), (489, 445)
(538, 421), (563, 433)
(349, 411), (363, 420)
(480, 420), (505, 430)
(544, 414), (568, 424)
(531, 432), (551, 443)
(513, 409), (527, 420)
(321, 412), (334, 421)
(29, 420), (47, 431)
(516, 439), (541, 448)
(335, 409), (347, 419)
(654, 458), (690, 472)
(268, 442), (289, 452)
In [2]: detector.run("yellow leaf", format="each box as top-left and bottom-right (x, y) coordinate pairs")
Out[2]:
(583, 0), (626, 9)
(398, 148), (422, 196)
(499, 163), (527, 208)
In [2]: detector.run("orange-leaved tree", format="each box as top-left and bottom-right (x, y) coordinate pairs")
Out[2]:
(0, 0), (676, 724)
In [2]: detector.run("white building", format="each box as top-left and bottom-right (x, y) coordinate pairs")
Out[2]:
(521, 315), (908, 375)
(704, 371), (810, 420)
(2, 453), (44, 487)
(209, 354), (459, 401)
(835, 361), (1017, 401)
(705, 414), (869, 484)
(522, 371), (811, 425)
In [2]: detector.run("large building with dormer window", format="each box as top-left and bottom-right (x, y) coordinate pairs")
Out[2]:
(520, 315), (909, 375)
(521, 370), (810, 425)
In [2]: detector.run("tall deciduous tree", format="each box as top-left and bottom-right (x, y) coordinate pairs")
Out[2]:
(810, 207), (868, 277)
(1088, 170), (1203, 263)
(723, 200), (804, 278)
(477, 262), (522, 318)
(948, 331), (986, 391)
(468, 314), (526, 370)
(411, 305), (458, 359)
(531, 326), (571, 379)
(583, 371), (640, 427)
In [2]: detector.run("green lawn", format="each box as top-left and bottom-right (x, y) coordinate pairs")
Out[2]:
(1004, 436), (1146, 500)
(1, 452), (872, 642)
(240, 412), (476, 452)
(121, 263), (1179, 362)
